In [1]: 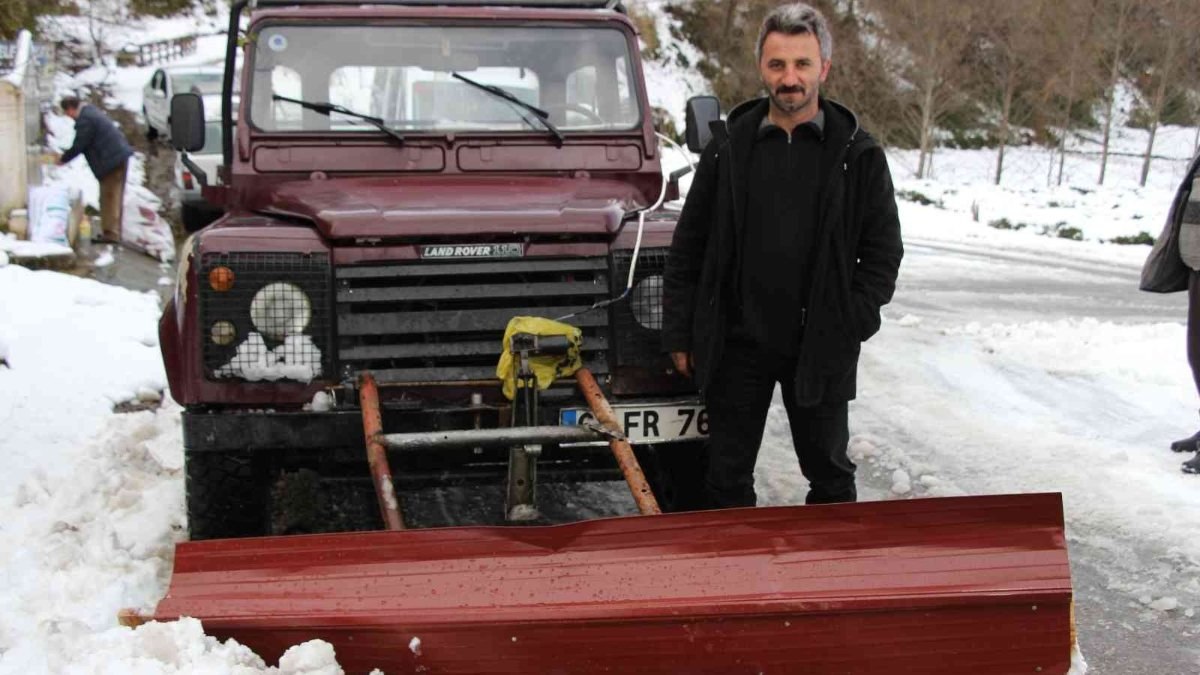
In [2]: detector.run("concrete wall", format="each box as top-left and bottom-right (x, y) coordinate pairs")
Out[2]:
(0, 31), (31, 228)
(0, 81), (27, 227)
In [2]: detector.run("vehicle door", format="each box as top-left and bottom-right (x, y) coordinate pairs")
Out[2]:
(145, 70), (169, 133)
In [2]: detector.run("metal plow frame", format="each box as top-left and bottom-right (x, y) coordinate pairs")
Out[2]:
(153, 492), (1073, 674)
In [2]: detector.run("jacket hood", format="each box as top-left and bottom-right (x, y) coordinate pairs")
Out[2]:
(255, 175), (651, 240)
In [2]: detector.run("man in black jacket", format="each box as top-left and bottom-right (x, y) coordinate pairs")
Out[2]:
(663, 2), (903, 508)
(58, 96), (134, 244)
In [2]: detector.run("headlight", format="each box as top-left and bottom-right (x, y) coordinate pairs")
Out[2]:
(210, 320), (237, 346)
(630, 274), (663, 330)
(250, 282), (312, 340)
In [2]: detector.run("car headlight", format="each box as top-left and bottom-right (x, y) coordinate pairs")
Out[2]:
(250, 282), (312, 340)
(630, 274), (663, 330)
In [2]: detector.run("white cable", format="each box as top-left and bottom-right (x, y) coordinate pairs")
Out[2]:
(624, 131), (681, 289)
(554, 134), (674, 322)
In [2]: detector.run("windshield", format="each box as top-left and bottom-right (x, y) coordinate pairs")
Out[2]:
(174, 71), (223, 96)
(248, 24), (641, 133)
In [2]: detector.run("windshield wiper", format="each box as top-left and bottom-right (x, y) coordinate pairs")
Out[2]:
(451, 72), (565, 148)
(271, 94), (406, 146)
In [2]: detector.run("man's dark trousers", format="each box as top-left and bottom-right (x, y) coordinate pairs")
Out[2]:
(704, 334), (856, 508)
(1188, 270), (1200, 396)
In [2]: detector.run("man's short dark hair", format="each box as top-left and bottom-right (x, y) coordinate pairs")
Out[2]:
(59, 96), (81, 112)
(756, 2), (833, 64)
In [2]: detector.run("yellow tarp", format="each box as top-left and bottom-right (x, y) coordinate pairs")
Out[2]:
(496, 316), (583, 400)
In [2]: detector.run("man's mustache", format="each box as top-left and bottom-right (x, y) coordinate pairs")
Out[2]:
(775, 85), (804, 95)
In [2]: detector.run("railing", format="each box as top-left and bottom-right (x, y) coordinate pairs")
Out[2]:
(118, 36), (197, 67)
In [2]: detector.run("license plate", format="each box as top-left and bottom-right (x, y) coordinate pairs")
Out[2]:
(559, 403), (708, 444)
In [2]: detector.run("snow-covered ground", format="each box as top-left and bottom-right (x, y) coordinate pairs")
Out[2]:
(3, 4), (1200, 673)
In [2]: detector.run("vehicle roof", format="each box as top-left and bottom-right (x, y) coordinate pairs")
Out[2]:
(247, 5), (634, 28)
(161, 64), (223, 75)
(244, 0), (625, 10)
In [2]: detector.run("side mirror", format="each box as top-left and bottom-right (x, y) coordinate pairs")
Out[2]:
(684, 95), (721, 153)
(170, 93), (206, 152)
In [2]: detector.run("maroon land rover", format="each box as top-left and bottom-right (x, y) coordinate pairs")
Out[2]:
(161, 0), (715, 538)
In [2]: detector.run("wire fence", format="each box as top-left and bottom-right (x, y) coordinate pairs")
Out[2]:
(889, 139), (1197, 192)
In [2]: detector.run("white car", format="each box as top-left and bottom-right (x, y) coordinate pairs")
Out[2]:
(173, 117), (225, 232)
(143, 65), (224, 141)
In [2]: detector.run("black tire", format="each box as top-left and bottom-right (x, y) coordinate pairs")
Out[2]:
(638, 440), (710, 512)
(181, 203), (215, 232)
(143, 108), (159, 141)
(270, 467), (383, 535)
(185, 450), (269, 540)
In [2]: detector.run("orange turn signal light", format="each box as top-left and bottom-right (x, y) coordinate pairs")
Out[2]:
(209, 266), (235, 292)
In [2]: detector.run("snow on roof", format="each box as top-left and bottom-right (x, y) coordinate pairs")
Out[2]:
(1, 30), (32, 88)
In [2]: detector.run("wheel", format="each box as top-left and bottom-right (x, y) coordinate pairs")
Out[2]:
(269, 467), (383, 535)
(184, 449), (269, 540)
(637, 440), (709, 512)
(143, 108), (159, 141)
(181, 203), (215, 232)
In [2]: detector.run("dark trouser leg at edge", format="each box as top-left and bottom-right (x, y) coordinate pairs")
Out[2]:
(1183, 270), (1200, 472)
(782, 396), (856, 504)
(703, 338), (779, 508)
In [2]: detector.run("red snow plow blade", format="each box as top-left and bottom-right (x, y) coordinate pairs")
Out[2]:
(152, 492), (1073, 674)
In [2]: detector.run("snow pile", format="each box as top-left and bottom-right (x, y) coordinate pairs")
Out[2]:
(216, 333), (323, 382)
(889, 122), (1196, 245)
(0, 404), (184, 670)
(947, 318), (1185, 387)
(0, 265), (360, 673)
(0, 232), (72, 259)
(640, 6), (708, 133)
(0, 265), (167, 502)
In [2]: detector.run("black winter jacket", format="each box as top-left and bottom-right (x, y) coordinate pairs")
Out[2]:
(61, 104), (133, 179)
(663, 98), (903, 405)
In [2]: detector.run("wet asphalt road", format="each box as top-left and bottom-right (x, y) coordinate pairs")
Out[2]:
(883, 236), (1199, 674)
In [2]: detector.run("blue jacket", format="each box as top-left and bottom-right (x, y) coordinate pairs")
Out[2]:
(61, 104), (133, 179)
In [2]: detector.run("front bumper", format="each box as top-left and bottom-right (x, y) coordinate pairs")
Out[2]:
(182, 396), (703, 488)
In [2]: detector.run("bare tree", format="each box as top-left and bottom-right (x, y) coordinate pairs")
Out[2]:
(1039, 0), (1103, 185)
(664, 0), (904, 140)
(1096, 0), (1141, 184)
(78, 0), (129, 63)
(871, 0), (974, 178)
(1135, 0), (1200, 185)
(966, 0), (1049, 185)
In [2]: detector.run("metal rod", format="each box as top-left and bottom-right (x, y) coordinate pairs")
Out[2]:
(223, 1), (245, 167)
(117, 609), (152, 628)
(381, 425), (602, 452)
(574, 368), (662, 515)
(359, 373), (406, 531)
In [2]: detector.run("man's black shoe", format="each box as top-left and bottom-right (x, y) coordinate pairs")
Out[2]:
(1170, 430), (1200, 453)
(1183, 453), (1200, 474)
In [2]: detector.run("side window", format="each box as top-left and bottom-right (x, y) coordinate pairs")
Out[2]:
(562, 55), (637, 128)
(564, 65), (597, 114)
(613, 56), (636, 125)
(159, 72), (168, 93)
